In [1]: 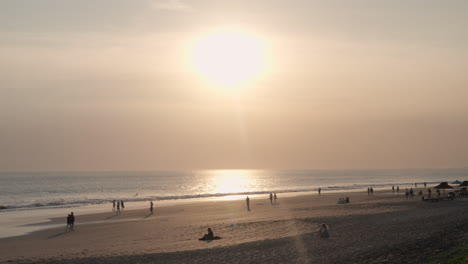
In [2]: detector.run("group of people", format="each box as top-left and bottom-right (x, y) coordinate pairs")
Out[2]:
(66, 212), (75, 231)
(269, 193), (278, 204)
(392, 185), (400, 193)
(112, 200), (125, 215)
(404, 188), (415, 199)
(337, 197), (350, 204)
(367, 187), (374, 196)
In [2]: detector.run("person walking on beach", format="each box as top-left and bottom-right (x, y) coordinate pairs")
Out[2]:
(367, 188), (370, 196)
(370, 187), (374, 196)
(424, 182), (427, 188)
(318, 188), (321, 195)
(410, 188), (414, 198)
(397, 186), (400, 193)
(269, 193), (273, 204)
(120, 200), (125, 210)
(319, 224), (329, 239)
(66, 213), (71, 231)
(274, 193), (277, 202)
(112, 200), (116, 211)
(428, 188), (432, 198)
(405, 188), (409, 199)
(392, 185), (395, 193)
(150, 201), (154, 214)
(116, 201), (121, 215)
(436, 188), (441, 197)
(69, 212), (75, 231)
(246, 196), (250, 211)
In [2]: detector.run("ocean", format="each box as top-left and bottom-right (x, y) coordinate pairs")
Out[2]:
(1, 168), (466, 211)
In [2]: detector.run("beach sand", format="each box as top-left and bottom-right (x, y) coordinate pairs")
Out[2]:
(1, 191), (467, 263)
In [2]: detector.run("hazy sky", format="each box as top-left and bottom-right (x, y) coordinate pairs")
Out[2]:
(1, 0), (468, 171)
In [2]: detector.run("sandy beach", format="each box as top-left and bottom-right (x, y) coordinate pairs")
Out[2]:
(1, 190), (467, 264)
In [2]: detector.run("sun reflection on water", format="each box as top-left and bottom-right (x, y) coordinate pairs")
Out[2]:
(207, 170), (256, 195)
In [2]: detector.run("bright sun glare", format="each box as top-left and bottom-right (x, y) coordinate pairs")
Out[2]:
(192, 29), (266, 88)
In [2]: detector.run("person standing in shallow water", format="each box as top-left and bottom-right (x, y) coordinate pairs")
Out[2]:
(318, 188), (321, 195)
(112, 200), (116, 211)
(120, 200), (125, 210)
(246, 196), (250, 211)
(150, 201), (153, 214)
(269, 193), (273, 204)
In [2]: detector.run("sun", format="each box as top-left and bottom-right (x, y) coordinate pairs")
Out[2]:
(191, 29), (266, 88)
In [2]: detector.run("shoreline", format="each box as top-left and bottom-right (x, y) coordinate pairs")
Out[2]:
(1, 190), (467, 263)
(0, 186), (414, 239)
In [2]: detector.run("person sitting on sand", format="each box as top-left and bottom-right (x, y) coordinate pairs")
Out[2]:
(199, 228), (220, 240)
(319, 224), (329, 239)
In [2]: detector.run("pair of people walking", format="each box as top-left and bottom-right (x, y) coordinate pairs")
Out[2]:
(66, 212), (75, 231)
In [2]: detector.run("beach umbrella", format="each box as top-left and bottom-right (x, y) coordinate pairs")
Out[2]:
(451, 180), (462, 185)
(433, 182), (453, 195)
(434, 182), (453, 189)
(459, 181), (468, 187)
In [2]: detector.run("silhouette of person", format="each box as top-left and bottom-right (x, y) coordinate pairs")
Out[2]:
(392, 186), (395, 193)
(428, 188), (432, 198)
(397, 186), (400, 193)
(274, 193), (277, 201)
(367, 187), (370, 196)
(318, 188), (321, 195)
(120, 200), (125, 210)
(112, 200), (116, 211)
(150, 201), (154, 214)
(116, 201), (121, 215)
(319, 224), (329, 239)
(370, 187), (374, 196)
(66, 214), (71, 231)
(424, 182), (427, 188)
(269, 193), (273, 204)
(246, 196), (250, 211)
(199, 228), (214, 240)
(70, 212), (75, 231)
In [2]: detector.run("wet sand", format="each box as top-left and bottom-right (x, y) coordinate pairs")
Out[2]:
(1, 190), (467, 263)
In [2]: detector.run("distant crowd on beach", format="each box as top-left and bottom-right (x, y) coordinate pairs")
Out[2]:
(65, 180), (466, 239)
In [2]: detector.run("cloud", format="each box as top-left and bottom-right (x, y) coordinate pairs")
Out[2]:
(149, 0), (191, 11)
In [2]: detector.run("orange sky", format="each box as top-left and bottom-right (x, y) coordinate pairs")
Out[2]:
(1, 0), (467, 171)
